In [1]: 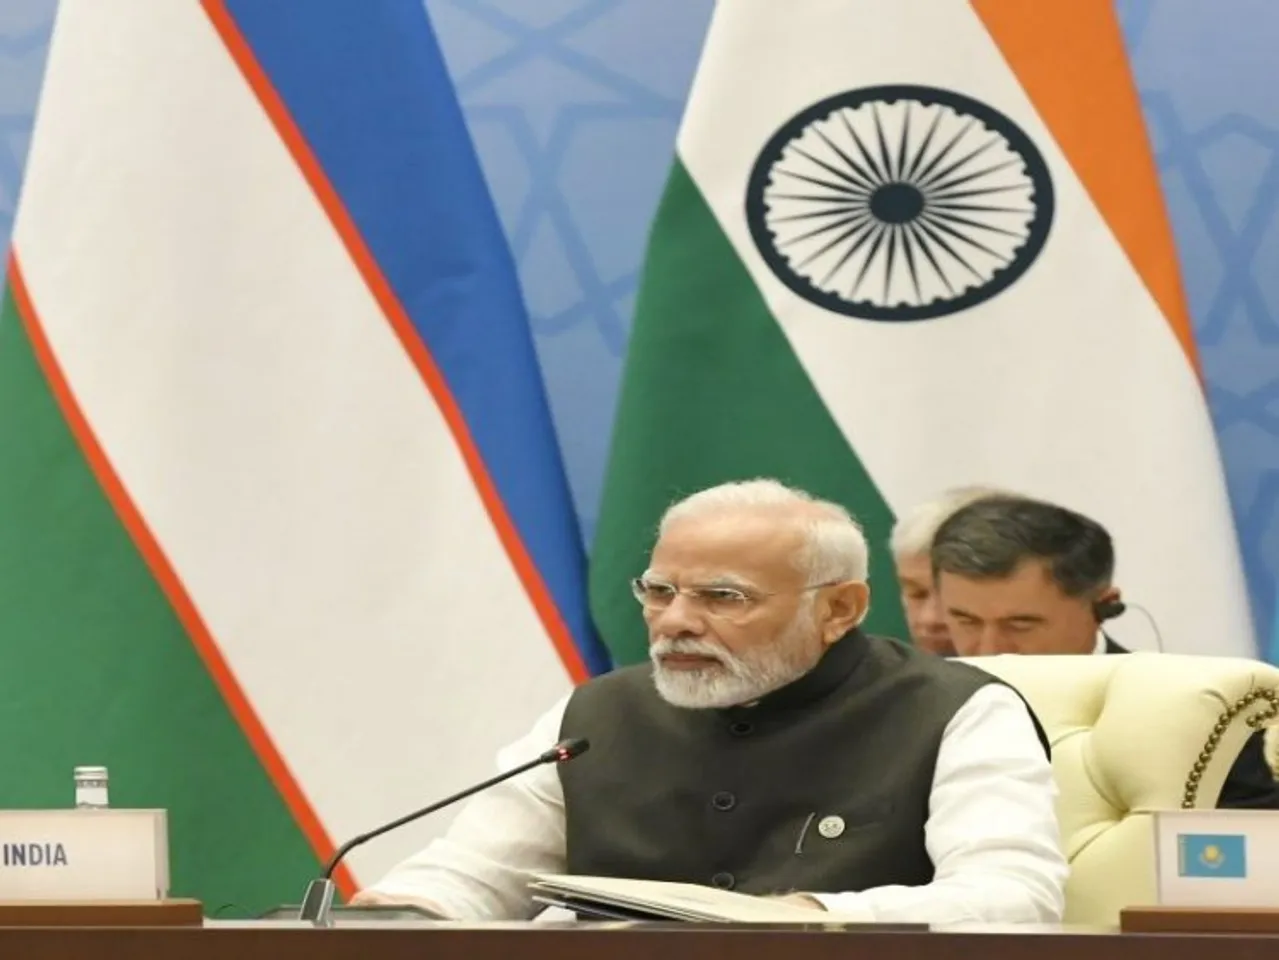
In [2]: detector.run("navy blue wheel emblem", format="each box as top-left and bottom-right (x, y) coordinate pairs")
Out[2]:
(746, 85), (1054, 322)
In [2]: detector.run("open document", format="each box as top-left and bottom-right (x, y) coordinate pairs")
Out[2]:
(528, 874), (890, 925)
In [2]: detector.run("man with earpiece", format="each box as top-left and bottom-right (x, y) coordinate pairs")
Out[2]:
(927, 493), (1279, 810)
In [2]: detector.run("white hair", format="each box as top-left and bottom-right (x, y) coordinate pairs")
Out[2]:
(658, 478), (869, 583)
(650, 598), (822, 708)
(889, 485), (1007, 560)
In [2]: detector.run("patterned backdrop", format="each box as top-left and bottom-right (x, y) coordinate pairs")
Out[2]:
(3, 0), (1277, 658)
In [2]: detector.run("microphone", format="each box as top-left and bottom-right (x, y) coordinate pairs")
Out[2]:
(298, 737), (590, 925)
(1093, 597), (1165, 652)
(1093, 599), (1126, 622)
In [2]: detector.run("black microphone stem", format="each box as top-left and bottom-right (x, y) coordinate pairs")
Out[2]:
(324, 752), (551, 879)
(297, 737), (587, 926)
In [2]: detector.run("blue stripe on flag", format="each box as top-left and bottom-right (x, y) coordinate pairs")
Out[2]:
(219, 0), (610, 676)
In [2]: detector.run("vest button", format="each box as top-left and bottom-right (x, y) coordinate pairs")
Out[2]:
(711, 791), (736, 811)
(729, 721), (754, 736)
(710, 871), (735, 890)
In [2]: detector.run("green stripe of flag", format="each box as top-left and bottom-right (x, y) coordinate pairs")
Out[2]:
(0, 286), (319, 914)
(590, 163), (907, 665)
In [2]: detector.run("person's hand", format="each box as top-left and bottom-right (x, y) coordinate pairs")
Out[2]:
(348, 888), (449, 916)
(348, 889), (394, 906)
(769, 892), (825, 910)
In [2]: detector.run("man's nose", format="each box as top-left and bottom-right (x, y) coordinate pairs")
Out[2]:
(920, 595), (948, 633)
(977, 626), (1012, 655)
(648, 593), (707, 638)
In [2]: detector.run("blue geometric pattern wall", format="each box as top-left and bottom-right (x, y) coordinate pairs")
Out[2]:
(0, 1), (54, 270)
(422, 0), (716, 543)
(1115, 0), (1279, 658)
(2, 0), (1277, 657)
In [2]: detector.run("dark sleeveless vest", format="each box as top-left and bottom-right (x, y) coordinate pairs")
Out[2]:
(558, 630), (1047, 895)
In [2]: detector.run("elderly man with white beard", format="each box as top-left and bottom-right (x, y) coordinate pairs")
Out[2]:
(352, 479), (1068, 925)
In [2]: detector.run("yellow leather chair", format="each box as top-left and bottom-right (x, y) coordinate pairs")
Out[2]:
(961, 652), (1279, 927)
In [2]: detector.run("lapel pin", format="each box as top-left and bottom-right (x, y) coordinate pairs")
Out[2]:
(817, 815), (845, 839)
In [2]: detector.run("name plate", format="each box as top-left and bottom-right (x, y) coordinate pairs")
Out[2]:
(1154, 809), (1279, 907)
(0, 809), (168, 900)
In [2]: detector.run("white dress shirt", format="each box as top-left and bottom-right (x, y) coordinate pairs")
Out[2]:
(365, 683), (1068, 925)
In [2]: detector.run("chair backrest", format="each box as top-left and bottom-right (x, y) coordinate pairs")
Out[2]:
(958, 652), (1279, 926)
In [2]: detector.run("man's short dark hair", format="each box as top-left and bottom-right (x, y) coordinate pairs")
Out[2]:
(929, 495), (1115, 598)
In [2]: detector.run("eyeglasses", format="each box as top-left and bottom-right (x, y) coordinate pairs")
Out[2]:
(629, 577), (840, 621)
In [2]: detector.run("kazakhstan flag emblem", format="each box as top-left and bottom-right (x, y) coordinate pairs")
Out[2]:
(1177, 833), (1247, 878)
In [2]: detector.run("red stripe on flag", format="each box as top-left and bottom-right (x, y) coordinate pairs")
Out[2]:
(199, 0), (592, 689)
(7, 252), (356, 898)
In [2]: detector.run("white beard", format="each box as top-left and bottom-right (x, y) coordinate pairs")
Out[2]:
(649, 605), (823, 709)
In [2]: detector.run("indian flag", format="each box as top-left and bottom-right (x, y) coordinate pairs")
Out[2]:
(590, 0), (1253, 663)
(0, 0), (605, 913)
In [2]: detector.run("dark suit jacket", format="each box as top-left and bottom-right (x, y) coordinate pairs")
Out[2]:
(1105, 637), (1279, 809)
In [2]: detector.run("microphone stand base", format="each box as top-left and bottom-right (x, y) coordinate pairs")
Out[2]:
(297, 878), (337, 927)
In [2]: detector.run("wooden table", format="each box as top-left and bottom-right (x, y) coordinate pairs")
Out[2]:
(1, 922), (1278, 960)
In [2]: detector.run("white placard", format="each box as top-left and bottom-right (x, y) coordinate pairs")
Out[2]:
(0, 809), (168, 900)
(1153, 809), (1279, 907)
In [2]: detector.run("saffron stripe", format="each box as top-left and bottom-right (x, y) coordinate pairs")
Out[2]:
(971, 0), (1203, 379)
